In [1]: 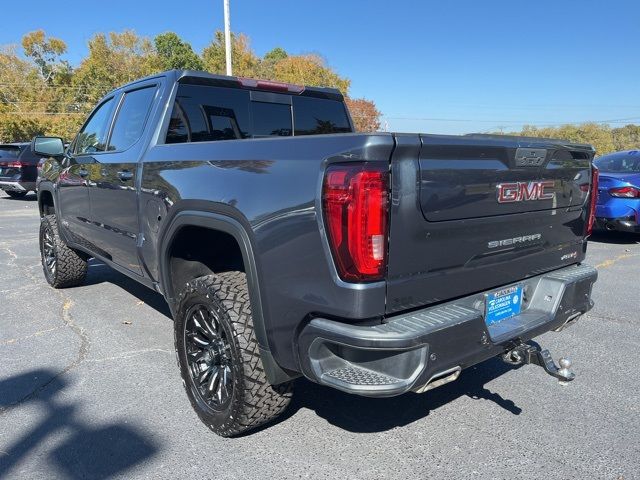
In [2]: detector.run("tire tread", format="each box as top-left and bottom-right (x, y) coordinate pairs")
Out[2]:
(176, 272), (292, 437)
(40, 214), (87, 288)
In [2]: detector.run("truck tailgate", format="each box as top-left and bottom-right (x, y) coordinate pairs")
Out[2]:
(386, 134), (594, 314)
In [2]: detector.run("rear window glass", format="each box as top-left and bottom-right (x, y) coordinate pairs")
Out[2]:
(0, 147), (21, 159)
(165, 84), (351, 144)
(166, 85), (251, 143)
(251, 102), (292, 137)
(293, 96), (351, 135)
(594, 154), (640, 173)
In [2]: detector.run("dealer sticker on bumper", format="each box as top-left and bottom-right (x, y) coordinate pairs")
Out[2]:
(485, 285), (523, 325)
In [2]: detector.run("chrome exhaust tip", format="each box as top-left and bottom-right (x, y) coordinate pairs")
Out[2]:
(413, 366), (461, 393)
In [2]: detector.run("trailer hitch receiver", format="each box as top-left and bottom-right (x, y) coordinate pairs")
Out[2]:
(502, 343), (575, 384)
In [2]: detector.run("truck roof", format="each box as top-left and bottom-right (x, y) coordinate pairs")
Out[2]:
(110, 69), (345, 102)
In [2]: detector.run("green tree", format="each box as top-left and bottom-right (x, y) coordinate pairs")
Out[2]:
(271, 54), (350, 94)
(72, 31), (161, 107)
(518, 123), (616, 155)
(202, 31), (260, 77)
(21, 30), (70, 84)
(612, 124), (640, 152)
(154, 32), (203, 70)
(264, 47), (288, 63)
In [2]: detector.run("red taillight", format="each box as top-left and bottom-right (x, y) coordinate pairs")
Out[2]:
(609, 186), (640, 198)
(237, 77), (305, 94)
(5, 161), (22, 168)
(586, 165), (599, 237)
(322, 163), (389, 282)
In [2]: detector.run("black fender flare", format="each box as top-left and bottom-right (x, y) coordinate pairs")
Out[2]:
(157, 203), (295, 384)
(36, 181), (57, 217)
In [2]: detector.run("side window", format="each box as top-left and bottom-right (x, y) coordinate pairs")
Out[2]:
(166, 102), (190, 144)
(165, 84), (250, 143)
(108, 86), (157, 151)
(292, 96), (351, 135)
(251, 102), (292, 137)
(75, 98), (115, 155)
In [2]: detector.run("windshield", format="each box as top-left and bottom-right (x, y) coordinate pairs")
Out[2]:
(0, 146), (21, 159)
(594, 153), (640, 173)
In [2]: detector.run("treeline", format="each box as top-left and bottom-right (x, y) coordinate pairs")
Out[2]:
(502, 123), (640, 156)
(0, 30), (381, 142)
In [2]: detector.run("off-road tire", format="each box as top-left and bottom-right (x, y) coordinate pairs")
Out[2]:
(6, 190), (28, 199)
(175, 272), (293, 437)
(39, 214), (88, 288)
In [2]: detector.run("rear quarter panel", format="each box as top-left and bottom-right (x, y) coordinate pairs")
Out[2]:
(140, 133), (394, 370)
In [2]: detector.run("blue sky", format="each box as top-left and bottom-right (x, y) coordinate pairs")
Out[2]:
(2, 0), (639, 134)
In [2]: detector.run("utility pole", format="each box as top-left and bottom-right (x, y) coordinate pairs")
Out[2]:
(224, 0), (232, 76)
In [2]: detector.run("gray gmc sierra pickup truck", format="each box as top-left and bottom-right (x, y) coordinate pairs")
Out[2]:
(35, 70), (599, 436)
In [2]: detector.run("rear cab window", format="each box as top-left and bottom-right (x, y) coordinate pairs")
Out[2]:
(292, 96), (351, 135)
(165, 83), (352, 144)
(251, 102), (292, 137)
(167, 85), (251, 144)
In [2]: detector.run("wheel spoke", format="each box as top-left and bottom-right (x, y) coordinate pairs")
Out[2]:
(216, 371), (224, 402)
(201, 309), (219, 339)
(190, 309), (213, 340)
(184, 303), (234, 409)
(208, 366), (220, 393)
(198, 367), (211, 384)
(188, 332), (210, 348)
(187, 350), (205, 363)
(220, 366), (230, 402)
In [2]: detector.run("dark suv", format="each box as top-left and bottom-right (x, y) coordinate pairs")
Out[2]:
(0, 142), (40, 198)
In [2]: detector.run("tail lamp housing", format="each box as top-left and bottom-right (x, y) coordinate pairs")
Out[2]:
(586, 165), (599, 237)
(322, 163), (389, 282)
(609, 186), (640, 198)
(0, 161), (22, 168)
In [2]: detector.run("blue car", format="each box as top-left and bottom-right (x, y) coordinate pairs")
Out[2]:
(593, 150), (640, 233)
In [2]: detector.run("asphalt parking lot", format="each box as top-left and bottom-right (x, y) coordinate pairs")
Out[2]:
(0, 191), (638, 480)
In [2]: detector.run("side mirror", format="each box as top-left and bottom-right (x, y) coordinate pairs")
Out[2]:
(32, 136), (65, 157)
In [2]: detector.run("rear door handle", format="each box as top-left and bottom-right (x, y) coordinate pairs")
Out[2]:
(117, 170), (134, 181)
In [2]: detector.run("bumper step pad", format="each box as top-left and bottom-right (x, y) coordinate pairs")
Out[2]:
(324, 366), (403, 387)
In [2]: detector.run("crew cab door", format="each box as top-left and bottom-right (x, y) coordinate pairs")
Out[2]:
(87, 84), (158, 275)
(58, 96), (116, 249)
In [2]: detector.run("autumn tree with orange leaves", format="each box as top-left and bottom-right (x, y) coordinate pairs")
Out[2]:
(0, 29), (384, 141)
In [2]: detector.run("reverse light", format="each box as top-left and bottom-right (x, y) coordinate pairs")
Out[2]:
(609, 186), (640, 198)
(586, 165), (599, 237)
(322, 163), (389, 282)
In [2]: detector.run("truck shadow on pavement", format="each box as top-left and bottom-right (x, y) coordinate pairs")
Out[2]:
(589, 231), (640, 245)
(0, 369), (159, 479)
(75, 260), (523, 435)
(83, 260), (172, 318)
(0, 193), (37, 202)
(269, 358), (522, 435)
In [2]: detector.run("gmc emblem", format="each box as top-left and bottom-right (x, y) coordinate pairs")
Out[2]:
(496, 181), (555, 203)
